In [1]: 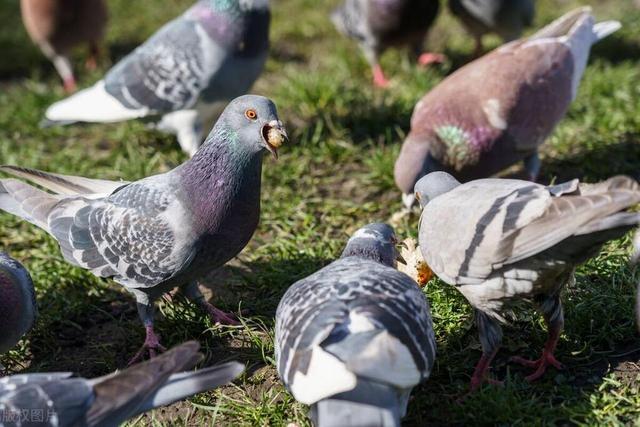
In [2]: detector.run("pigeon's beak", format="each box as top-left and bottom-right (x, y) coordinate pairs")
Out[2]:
(261, 120), (288, 160)
(394, 240), (407, 265)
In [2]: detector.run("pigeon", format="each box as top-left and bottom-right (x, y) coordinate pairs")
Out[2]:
(0, 95), (288, 364)
(43, 0), (271, 156)
(331, 0), (443, 87)
(0, 341), (244, 427)
(414, 172), (640, 391)
(20, 0), (108, 92)
(394, 7), (621, 209)
(448, 0), (535, 56)
(276, 223), (436, 427)
(0, 253), (37, 367)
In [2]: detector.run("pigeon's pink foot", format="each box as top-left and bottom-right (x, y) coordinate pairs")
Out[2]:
(63, 77), (77, 93)
(372, 64), (390, 88)
(468, 349), (500, 393)
(202, 301), (240, 325)
(510, 351), (563, 382)
(417, 52), (446, 67)
(128, 325), (167, 366)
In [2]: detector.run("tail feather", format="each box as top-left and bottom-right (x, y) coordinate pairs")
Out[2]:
(44, 80), (148, 124)
(0, 179), (58, 230)
(529, 7), (620, 44)
(529, 7), (592, 40)
(0, 165), (127, 196)
(593, 20), (622, 41)
(310, 380), (402, 427)
(576, 212), (640, 236)
(138, 361), (244, 413)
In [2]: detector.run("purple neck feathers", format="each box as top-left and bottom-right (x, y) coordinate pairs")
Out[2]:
(178, 126), (263, 234)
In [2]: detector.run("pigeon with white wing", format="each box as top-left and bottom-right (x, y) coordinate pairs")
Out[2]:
(43, 0), (270, 156)
(276, 223), (436, 427)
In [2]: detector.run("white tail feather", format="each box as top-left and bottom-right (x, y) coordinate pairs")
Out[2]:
(45, 80), (148, 123)
(593, 20), (622, 41)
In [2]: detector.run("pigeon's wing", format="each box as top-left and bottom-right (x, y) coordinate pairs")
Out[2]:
(325, 264), (436, 385)
(45, 176), (196, 288)
(102, 17), (212, 114)
(495, 176), (640, 266)
(276, 271), (353, 404)
(331, 0), (372, 43)
(422, 177), (640, 283)
(421, 179), (550, 282)
(276, 259), (435, 405)
(86, 342), (203, 427)
(0, 373), (94, 426)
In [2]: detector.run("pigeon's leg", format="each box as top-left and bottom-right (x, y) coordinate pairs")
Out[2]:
(417, 52), (446, 67)
(411, 39), (446, 67)
(470, 310), (504, 391)
(523, 152), (541, 182)
(510, 294), (564, 381)
(182, 282), (240, 326)
(362, 45), (390, 88)
(157, 110), (203, 157)
(40, 42), (76, 93)
(128, 297), (167, 366)
(473, 35), (484, 58)
(85, 41), (100, 71)
(372, 63), (390, 88)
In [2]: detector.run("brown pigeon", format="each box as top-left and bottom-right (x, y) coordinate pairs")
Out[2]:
(20, 0), (108, 92)
(394, 7), (620, 209)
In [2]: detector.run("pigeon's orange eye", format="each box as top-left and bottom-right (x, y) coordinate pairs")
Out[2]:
(245, 109), (257, 120)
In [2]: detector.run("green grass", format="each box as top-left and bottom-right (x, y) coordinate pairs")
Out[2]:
(2, 0), (640, 425)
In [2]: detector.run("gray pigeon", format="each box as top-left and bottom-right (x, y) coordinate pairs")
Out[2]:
(394, 8), (621, 209)
(0, 341), (244, 427)
(331, 0), (442, 87)
(43, 0), (271, 156)
(449, 0), (534, 56)
(0, 95), (287, 364)
(0, 253), (37, 366)
(276, 223), (436, 427)
(414, 172), (640, 391)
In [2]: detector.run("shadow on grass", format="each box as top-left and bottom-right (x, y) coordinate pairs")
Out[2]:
(540, 136), (640, 182)
(12, 254), (328, 378)
(406, 273), (640, 424)
(591, 34), (640, 64)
